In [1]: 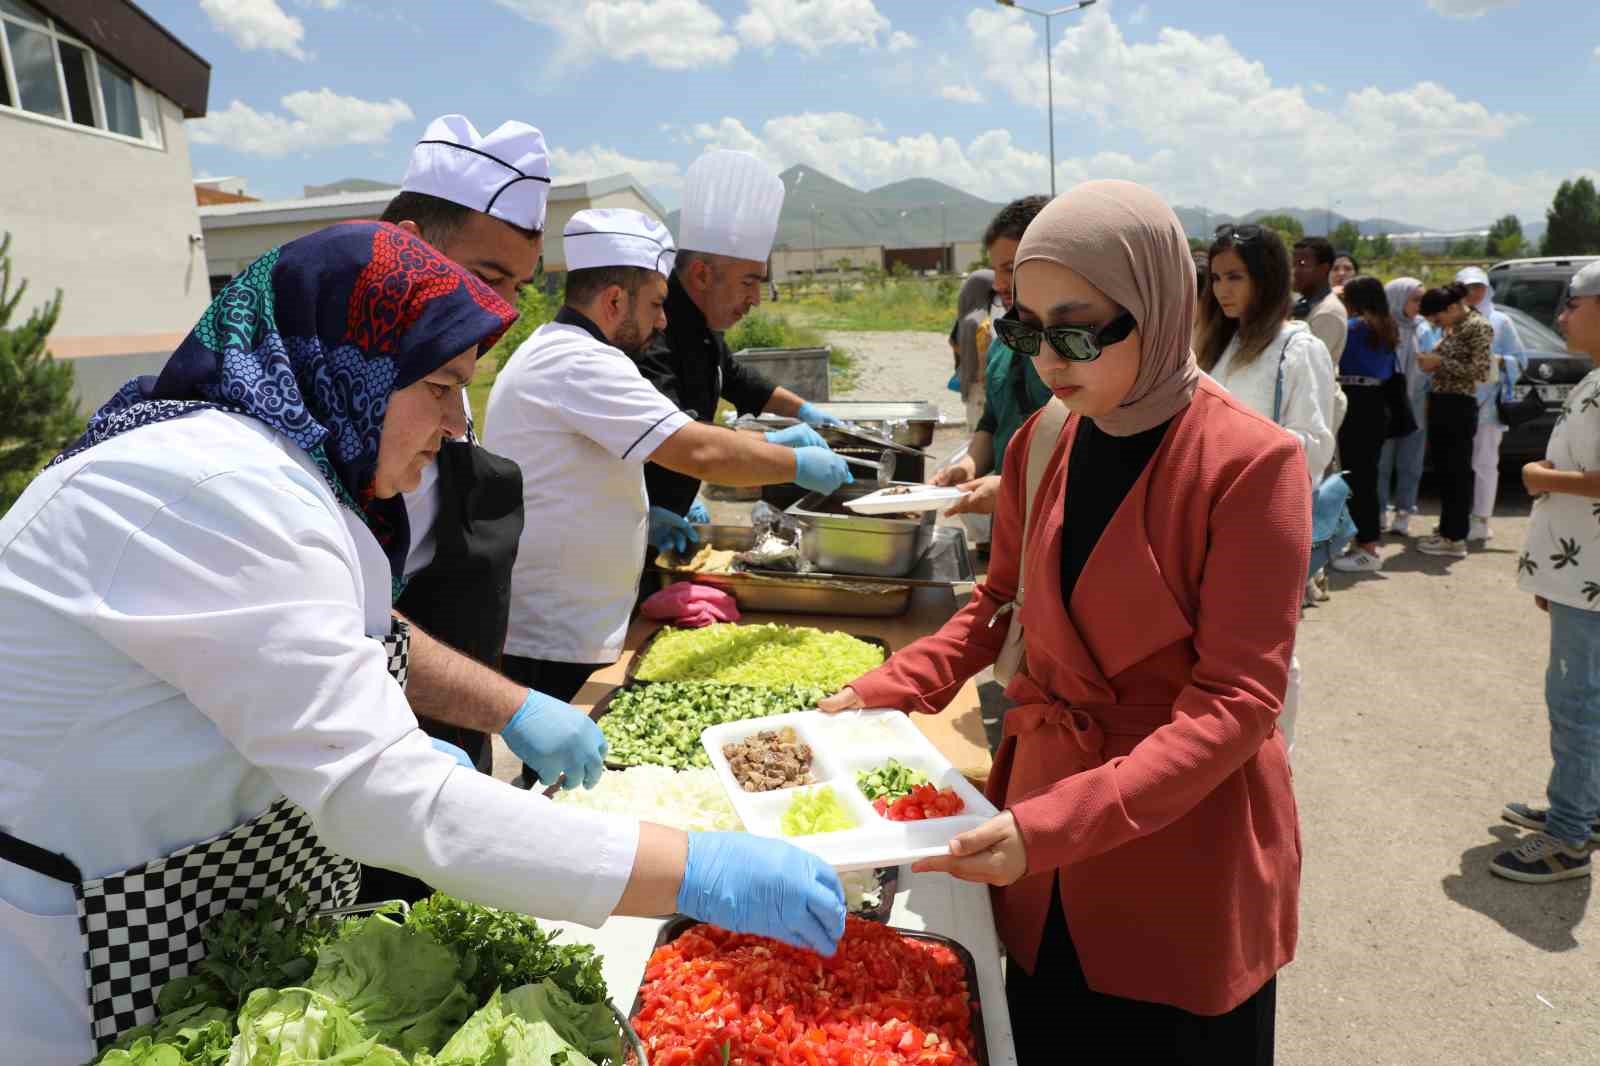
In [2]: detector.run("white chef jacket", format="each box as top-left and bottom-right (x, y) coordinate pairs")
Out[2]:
(1210, 321), (1339, 482)
(400, 386), (472, 579)
(485, 319), (692, 663)
(0, 409), (639, 1063)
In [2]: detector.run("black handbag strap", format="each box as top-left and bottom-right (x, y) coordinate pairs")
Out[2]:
(0, 826), (82, 885)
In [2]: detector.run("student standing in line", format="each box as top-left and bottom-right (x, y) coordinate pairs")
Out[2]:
(1330, 276), (1400, 574)
(1497, 261), (1600, 883)
(1377, 278), (1431, 538)
(1195, 222), (1335, 755)
(1416, 283), (1494, 558)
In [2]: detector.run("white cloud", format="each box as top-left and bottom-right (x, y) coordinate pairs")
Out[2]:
(965, 6), (1539, 227)
(199, 0), (307, 60)
(887, 30), (917, 53)
(1425, 0), (1519, 17)
(1311, 81), (1330, 94)
(549, 146), (683, 192)
(1129, 4), (1150, 26)
(1593, 45), (1599, 61)
(736, 0), (892, 54)
(297, 0), (343, 8)
(494, 0), (739, 71)
(939, 84), (984, 104)
(189, 90), (413, 159)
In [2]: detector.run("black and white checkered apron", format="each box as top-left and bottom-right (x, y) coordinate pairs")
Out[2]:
(0, 619), (410, 1049)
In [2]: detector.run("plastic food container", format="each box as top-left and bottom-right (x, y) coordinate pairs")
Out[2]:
(702, 710), (1000, 872)
(787, 485), (935, 578)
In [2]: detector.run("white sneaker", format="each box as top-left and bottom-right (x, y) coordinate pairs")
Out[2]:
(1380, 507), (1395, 533)
(1390, 511), (1412, 537)
(1331, 547), (1384, 573)
(1418, 535), (1468, 558)
(1469, 517), (1493, 542)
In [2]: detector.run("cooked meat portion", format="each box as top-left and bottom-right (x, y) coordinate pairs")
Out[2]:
(723, 727), (815, 792)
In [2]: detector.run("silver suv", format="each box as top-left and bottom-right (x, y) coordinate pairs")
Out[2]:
(1489, 255), (1599, 330)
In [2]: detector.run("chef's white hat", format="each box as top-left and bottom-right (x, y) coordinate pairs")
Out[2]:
(677, 150), (785, 263)
(565, 209), (676, 275)
(1455, 265), (1490, 287)
(402, 114), (551, 232)
(1571, 261), (1600, 299)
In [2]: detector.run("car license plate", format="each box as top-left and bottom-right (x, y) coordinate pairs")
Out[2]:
(1514, 384), (1573, 402)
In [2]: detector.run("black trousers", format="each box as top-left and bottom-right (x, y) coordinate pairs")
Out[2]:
(1336, 383), (1389, 545)
(502, 654), (606, 785)
(1428, 393), (1479, 542)
(1007, 893), (1276, 1065)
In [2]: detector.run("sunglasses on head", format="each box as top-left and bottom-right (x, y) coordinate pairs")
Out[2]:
(1214, 223), (1265, 242)
(993, 310), (1138, 362)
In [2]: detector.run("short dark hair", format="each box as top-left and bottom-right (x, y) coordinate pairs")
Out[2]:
(1291, 236), (1335, 266)
(564, 265), (655, 308)
(379, 190), (542, 247)
(1334, 251), (1360, 272)
(1342, 275), (1399, 350)
(983, 195), (1050, 250)
(1420, 282), (1470, 316)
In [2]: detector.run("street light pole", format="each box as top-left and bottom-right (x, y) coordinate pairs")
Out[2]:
(996, 0), (1097, 198)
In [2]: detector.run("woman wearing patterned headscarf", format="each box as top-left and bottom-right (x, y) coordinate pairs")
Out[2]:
(824, 181), (1309, 1062)
(0, 223), (845, 1062)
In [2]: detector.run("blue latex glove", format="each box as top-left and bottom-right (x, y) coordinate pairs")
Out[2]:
(793, 446), (853, 495)
(648, 506), (701, 555)
(765, 423), (830, 449)
(430, 737), (474, 769)
(676, 832), (847, 956)
(686, 500), (711, 525)
(500, 689), (607, 790)
(795, 402), (844, 428)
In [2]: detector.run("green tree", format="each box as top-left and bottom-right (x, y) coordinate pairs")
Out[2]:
(1369, 233), (1395, 259)
(1542, 177), (1600, 255)
(0, 233), (81, 514)
(1487, 214), (1525, 258)
(1448, 236), (1487, 258)
(1330, 220), (1363, 252)
(1253, 214), (1304, 239)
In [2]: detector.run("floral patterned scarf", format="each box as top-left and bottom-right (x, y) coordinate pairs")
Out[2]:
(54, 222), (517, 596)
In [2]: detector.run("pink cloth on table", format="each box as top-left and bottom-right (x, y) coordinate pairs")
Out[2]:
(640, 582), (741, 628)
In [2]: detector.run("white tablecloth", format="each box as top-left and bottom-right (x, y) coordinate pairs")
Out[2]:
(547, 869), (1018, 1065)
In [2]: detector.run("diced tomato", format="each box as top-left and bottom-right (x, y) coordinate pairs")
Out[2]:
(631, 919), (979, 1066)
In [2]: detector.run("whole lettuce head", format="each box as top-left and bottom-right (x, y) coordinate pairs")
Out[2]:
(304, 915), (477, 1056)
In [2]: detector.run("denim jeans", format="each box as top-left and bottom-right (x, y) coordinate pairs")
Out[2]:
(1544, 602), (1600, 846)
(1377, 425), (1426, 516)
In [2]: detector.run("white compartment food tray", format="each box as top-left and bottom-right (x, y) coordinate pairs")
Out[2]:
(843, 485), (968, 515)
(701, 710), (999, 872)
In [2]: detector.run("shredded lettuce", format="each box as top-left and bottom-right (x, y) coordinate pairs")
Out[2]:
(633, 623), (884, 690)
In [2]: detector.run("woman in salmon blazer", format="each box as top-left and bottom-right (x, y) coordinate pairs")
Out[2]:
(823, 181), (1310, 1064)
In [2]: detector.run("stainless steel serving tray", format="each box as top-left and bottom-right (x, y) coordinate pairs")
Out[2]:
(787, 484), (936, 578)
(655, 525), (913, 617)
(753, 400), (944, 448)
(744, 526), (973, 588)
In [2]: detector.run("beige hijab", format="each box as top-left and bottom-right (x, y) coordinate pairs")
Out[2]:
(1014, 180), (1201, 437)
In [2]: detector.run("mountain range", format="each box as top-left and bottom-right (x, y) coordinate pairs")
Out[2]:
(663, 165), (1536, 248)
(302, 163), (1534, 248)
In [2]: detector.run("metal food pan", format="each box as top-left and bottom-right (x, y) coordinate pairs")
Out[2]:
(626, 917), (989, 1066)
(755, 401), (944, 448)
(787, 485), (936, 578)
(654, 525), (912, 617)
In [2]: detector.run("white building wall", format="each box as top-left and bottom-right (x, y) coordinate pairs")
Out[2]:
(0, 96), (209, 357)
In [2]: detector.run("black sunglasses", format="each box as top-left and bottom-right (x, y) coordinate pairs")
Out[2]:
(994, 311), (1138, 362)
(1214, 223), (1264, 242)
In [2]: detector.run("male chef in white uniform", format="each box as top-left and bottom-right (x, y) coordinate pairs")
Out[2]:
(485, 209), (851, 788)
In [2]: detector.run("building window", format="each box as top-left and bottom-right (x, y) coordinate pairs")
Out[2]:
(0, 0), (165, 148)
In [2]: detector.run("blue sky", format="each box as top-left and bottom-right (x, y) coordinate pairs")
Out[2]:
(155, 0), (1600, 230)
